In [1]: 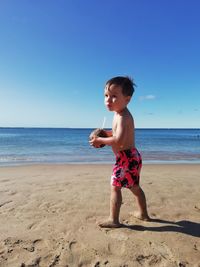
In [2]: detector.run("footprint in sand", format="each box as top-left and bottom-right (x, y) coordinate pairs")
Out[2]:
(4, 237), (48, 254)
(0, 200), (13, 208)
(27, 220), (46, 231)
(48, 255), (60, 267)
(32, 238), (51, 252)
(0, 179), (10, 183)
(63, 239), (85, 265)
(27, 222), (37, 230)
(136, 254), (163, 265)
(20, 257), (41, 267)
(69, 240), (78, 251)
(4, 237), (38, 253)
(143, 241), (175, 265)
(8, 190), (17, 196)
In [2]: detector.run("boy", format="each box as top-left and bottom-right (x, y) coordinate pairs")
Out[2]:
(89, 76), (149, 228)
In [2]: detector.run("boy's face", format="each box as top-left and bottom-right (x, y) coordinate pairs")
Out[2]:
(104, 84), (131, 112)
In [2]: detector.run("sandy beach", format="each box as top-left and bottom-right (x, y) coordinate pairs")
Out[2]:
(0, 164), (199, 267)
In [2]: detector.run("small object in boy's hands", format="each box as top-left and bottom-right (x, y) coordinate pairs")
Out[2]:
(89, 128), (107, 148)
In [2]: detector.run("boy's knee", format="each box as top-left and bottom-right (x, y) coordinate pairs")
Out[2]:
(129, 185), (141, 195)
(111, 185), (121, 193)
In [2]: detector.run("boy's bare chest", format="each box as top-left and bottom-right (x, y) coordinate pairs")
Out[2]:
(112, 118), (118, 133)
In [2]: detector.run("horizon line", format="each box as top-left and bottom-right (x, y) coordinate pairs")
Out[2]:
(0, 127), (200, 130)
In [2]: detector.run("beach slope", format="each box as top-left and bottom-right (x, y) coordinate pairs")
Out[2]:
(0, 164), (199, 266)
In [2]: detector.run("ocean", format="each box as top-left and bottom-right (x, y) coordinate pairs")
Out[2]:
(0, 128), (200, 166)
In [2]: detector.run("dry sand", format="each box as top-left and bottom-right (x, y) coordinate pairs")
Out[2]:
(0, 164), (199, 267)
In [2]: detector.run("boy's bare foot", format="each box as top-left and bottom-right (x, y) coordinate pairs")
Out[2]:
(98, 220), (122, 228)
(131, 211), (150, 221)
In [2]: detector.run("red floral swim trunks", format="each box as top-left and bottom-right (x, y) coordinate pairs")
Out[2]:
(111, 148), (142, 188)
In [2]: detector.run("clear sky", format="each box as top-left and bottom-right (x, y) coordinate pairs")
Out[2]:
(0, 0), (199, 128)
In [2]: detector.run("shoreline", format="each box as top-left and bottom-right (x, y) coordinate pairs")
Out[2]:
(0, 163), (199, 266)
(0, 161), (200, 168)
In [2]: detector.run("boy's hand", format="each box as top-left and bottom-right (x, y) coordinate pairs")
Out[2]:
(89, 128), (107, 148)
(89, 136), (102, 148)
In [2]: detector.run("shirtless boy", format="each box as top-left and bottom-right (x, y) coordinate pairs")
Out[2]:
(89, 76), (149, 228)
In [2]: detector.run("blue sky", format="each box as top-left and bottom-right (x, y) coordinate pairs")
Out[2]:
(0, 0), (199, 128)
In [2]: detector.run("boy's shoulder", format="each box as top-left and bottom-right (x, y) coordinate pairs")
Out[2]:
(117, 109), (134, 123)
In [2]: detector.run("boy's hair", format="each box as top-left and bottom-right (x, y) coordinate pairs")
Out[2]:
(106, 76), (135, 96)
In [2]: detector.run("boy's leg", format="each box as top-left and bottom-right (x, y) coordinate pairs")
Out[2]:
(99, 185), (122, 228)
(129, 185), (149, 221)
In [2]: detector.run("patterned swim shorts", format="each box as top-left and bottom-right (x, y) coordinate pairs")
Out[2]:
(111, 148), (142, 188)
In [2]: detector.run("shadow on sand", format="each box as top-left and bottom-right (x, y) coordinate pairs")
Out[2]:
(122, 218), (200, 238)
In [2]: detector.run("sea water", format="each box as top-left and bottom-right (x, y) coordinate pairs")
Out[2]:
(0, 128), (200, 166)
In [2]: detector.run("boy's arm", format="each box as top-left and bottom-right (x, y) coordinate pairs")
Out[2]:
(104, 129), (112, 137)
(90, 117), (124, 147)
